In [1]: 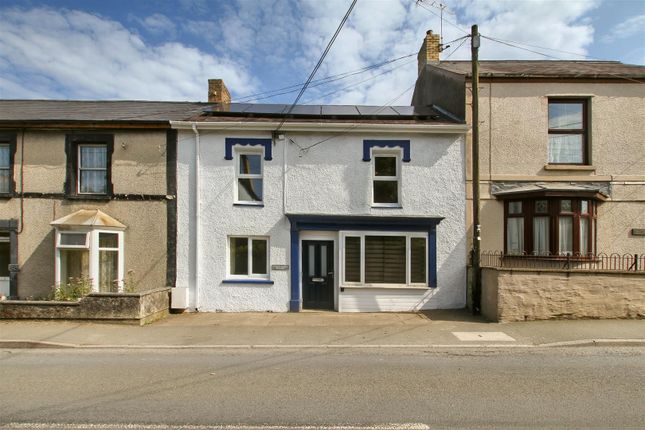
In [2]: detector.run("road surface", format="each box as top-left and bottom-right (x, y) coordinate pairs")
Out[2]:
(0, 347), (643, 429)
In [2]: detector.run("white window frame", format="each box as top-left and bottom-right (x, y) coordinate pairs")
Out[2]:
(371, 149), (402, 208)
(339, 231), (427, 288)
(77, 144), (108, 195)
(234, 148), (264, 205)
(226, 235), (270, 280)
(54, 228), (125, 292)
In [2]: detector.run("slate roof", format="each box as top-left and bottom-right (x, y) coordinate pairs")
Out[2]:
(430, 60), (645, 79)
(0, 100), (207, 122)
(0, 100), (461, 124)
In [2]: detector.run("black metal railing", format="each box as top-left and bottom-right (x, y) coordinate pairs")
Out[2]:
(480, 251), (645, 272)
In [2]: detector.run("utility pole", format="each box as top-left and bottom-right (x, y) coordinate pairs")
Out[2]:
(471, 24), (481, 314)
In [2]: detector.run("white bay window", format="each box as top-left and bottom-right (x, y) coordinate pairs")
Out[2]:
(51, 210), (126, 293)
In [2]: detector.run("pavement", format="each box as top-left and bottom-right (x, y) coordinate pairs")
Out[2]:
(0, 309), (644, 349)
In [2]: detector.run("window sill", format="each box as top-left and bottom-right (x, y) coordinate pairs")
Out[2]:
(341, 284), (429, 290)
(233, 202), (264, 207)
(65, 194), (112, 201)
(222, 279), (274, 285)
(544, 164), (595, 172)
(371, 204), (402, 209)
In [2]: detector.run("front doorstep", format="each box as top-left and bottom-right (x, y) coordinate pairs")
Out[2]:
(0, 287), (170, 325)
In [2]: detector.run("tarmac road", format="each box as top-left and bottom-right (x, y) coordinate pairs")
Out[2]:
(0, 347), (644, 429)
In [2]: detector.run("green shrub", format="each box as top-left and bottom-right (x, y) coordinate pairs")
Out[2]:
(123, 270), (140, 293)
(53, 276), (92, 301)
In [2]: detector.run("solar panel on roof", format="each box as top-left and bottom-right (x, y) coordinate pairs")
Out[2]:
(390, 106), (414, 116)
(244, 104), (289, 114)
(289, 105), (322, 115)
(355, 106), (399, 116)
(321, 105), (360, 116)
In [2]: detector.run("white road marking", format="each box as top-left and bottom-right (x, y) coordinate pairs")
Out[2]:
(0, 423), (431, 430)
(452, 331), (516, 342)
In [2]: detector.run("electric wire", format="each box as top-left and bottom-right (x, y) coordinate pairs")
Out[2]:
(234, 53), (417, 103)
(275, 0), (358, 132)
(414, 0), (469, 35)
(293, 34), (466, 153)
(481, 34), (645, 84)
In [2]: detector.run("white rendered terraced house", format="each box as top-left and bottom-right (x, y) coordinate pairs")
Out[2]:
(171, 81), (468, 312)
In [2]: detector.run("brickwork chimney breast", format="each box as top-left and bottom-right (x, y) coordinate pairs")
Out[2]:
(417, 30), (442, 75)
(208, 79), (231, 104)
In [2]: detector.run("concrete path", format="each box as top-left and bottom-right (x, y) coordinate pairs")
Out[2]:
(1, 310), (644, 349)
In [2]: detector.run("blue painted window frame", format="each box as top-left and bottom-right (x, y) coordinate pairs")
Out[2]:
(363, 140), (410, 163)
(286, 215), (442, 312)
(225, 138), (272, 161)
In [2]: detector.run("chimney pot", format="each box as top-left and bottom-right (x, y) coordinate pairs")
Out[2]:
(208, 79), (231, 104)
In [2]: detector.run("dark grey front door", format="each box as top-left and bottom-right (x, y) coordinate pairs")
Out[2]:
(302, 240), (334, 310)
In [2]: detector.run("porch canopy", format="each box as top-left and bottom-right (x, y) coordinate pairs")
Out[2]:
(491, 183), (609, 201)
(286, 214), (443, 312)
(51, 209), (126, 229)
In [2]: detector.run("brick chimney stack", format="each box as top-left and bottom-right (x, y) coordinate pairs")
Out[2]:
(417, 30), (442, 75)
(208, 79), (231, 104)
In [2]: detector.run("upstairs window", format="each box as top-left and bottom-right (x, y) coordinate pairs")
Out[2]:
(0, 133), (16, 196)
(235, 150), (263, 204)
(65, 134), (114, 198)
(548, 99), (588, 164)
(0, 144), (12, 194)
(372, 152), (400, 207)
(78, 145), (108, 194)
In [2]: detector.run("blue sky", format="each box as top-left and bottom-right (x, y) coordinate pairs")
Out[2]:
(1, 0), (643, 104)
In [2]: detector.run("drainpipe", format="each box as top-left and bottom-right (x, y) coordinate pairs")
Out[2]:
(191, 123), (201, 311)
(282, 134), (287, 214)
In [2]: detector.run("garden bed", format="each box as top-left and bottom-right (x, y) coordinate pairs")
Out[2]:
(0, 287), (170, 325)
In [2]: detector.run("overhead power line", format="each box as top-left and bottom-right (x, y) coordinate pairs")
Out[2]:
(275, 0), (358, 132)
(481, 34), (645, 85)
(234, 52), (417, 103)
(415, 0), (469, 35)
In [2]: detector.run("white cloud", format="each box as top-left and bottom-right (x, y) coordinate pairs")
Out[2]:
(0, 1), (606, 104)
(603, 15), (645, 43)
(0, 7), (257, 100)
(135, 13), (177, 38)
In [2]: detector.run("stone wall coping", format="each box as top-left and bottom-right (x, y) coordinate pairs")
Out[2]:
(0, 300), (81, 306)
(88, 287), (171, 298)
(483, 267), (645, 277)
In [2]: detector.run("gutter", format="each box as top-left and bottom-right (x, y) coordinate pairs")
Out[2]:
(170, 120), (468, 134)
(191, 122), (201, 311)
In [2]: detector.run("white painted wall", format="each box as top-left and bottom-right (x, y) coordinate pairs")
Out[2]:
(176, 127), (466, 312)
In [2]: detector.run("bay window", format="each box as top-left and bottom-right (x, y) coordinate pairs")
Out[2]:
(341, 232), (427, 286)
(504, 198), (596, 256)
(52, 209), (125, 293)
(55, 229), (124, 292)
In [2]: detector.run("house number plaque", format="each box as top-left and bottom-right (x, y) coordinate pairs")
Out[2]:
(271, 264), (289, 271)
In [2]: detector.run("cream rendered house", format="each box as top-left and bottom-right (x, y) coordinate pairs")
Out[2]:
(0, 101), (204, 300)
(413, 31), (645, 258)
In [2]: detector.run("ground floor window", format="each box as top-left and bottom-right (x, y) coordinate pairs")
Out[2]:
(228, 236), (269, 279)
(55, 229), (124, 292)
(341, 232), (427, 286)
(504, 198), (595, 256)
